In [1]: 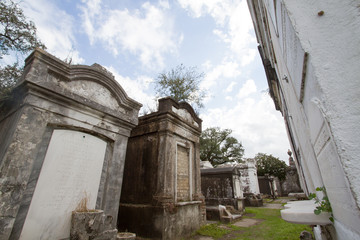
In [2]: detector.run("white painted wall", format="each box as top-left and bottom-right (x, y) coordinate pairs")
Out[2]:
(283, 0), (360, 207)
(247, 0), (360, 238)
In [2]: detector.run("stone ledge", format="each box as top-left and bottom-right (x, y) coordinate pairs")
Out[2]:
(176, 201), (202, 206)
(281, 200), (332, 225)
(117, 232), (136, 240)
(288, 192), (307, 200)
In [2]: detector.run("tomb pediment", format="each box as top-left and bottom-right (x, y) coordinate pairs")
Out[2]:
(172, 106), (199, 128)
(55, 79), (128, 114)
(22, 49), (141, 123)
(158, 97), (202, 130)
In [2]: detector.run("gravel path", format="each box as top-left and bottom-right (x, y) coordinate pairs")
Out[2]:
(262, 203), (284, 209)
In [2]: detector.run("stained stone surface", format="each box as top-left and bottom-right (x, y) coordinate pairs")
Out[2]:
(118, 97), (204, 239)
(177, 145), (190, 201)
(0, 49), (141, 240)
(70, 210), (117, 240)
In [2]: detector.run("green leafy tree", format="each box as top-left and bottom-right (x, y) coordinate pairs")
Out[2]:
(255, 153), (288, 181)
(0, 0), (45, 97)
(0, 62), (21, 97)
(155, 64), (206, 111)
(200, 127), (244, 167)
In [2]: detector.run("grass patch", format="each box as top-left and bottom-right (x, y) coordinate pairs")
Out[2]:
(196, 223), (231, 239)
(233, 207), (313, 240)
(192, 205), (313, 240)
(228, 224), (244, 231)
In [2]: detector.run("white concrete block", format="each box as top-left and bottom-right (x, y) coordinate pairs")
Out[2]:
(281, 200), (332, 225)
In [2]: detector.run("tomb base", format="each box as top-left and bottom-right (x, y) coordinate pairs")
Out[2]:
(118, 201), (202, 239)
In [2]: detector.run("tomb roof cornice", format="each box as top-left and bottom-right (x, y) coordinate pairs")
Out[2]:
(22, 48), (142, 114)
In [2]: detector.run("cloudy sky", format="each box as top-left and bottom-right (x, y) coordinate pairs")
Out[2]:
(8, 0), (291, 161)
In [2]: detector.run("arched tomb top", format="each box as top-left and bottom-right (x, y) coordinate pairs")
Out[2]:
(21, 48), (141, 123)
(158, 97), (202, 130)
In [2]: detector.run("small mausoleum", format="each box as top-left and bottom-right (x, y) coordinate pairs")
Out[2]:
(258, 175), (278, 197)
(118, 97), (204, 240)
(214, 160), (262, 207)
(280, 150), (302, 196)
(201, 167), (244, 211)
(0, 49), (141, 239)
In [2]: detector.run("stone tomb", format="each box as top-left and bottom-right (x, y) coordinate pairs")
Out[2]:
(0, 49), (141, 239)
(201, 167), (244, 211)
(213, 161), (262, 207)
(280, 151), (302, 196)
(118, 97), (205, 239)
(237, 159), (260, 195)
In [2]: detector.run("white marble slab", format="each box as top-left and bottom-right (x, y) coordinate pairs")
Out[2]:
(281, 200), (332, 225)
(20, 129), (107, 240)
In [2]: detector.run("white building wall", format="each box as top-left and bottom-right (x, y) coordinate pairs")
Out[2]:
(247, 0), (360, 239)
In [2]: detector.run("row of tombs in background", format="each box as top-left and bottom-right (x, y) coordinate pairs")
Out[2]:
(0, 49), (302, 240)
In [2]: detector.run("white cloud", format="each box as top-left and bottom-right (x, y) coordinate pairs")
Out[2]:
(80, 0), (181, 69)
(227, 1), (257, 65)
(177, 0), (230, 25)
(179, 0), (289, 159)
(225, 81), (237, 92)
(200, 93), (290, 161)
(22, 0), (84, 64)
(201, 60), (241, 90)
(237, 79), (257, 99)
(179, 0), (257, 66)
(80, 0), (102, 45)
(159, 0), (170, 9)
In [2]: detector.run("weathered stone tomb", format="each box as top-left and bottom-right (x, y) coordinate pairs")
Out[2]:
(0, 49), (141, 239)
(212, 160), (262, 207)
(258, 175), (277, 197)
(236, 159), (260, 195)
(118, 97), (204, 239)
(201, 167), (244, 211)
(280, 151), (302, 196)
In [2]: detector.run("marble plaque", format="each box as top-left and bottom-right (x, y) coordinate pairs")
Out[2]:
(177, 145), (190, 201)
(20, 129), (107, 240)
